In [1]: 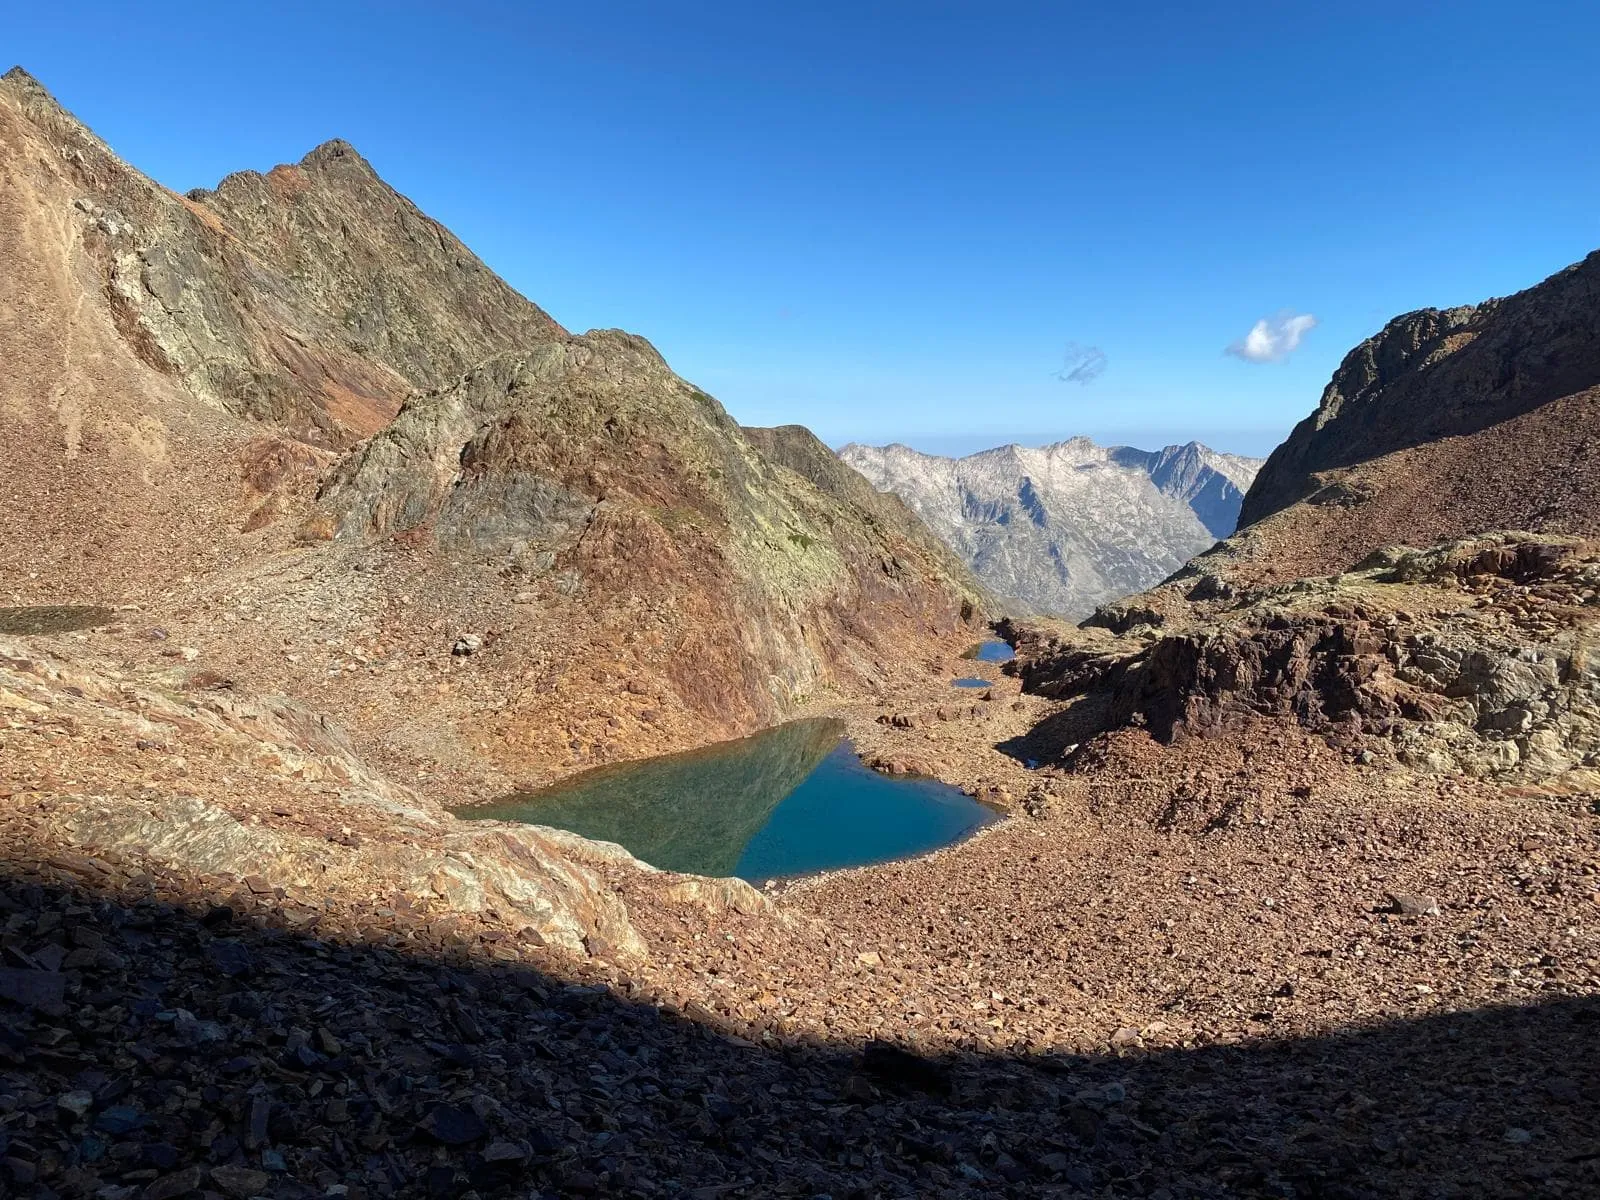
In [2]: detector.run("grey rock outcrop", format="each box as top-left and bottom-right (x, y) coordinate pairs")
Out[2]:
(1017, 533), (1600, 788)
(839, 438), (1262, 617)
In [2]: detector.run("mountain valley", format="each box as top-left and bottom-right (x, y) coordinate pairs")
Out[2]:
(3, 62), (1600, 1200)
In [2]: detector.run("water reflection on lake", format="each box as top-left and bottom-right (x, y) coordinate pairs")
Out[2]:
(458, 718), (996, 881)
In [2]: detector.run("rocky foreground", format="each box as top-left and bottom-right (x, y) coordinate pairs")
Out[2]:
(4, 568), (1599, 1197)
(4, 777), (1596, 1200)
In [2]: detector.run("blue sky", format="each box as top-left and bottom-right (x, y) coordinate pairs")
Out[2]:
(9, 2), (1598, 457)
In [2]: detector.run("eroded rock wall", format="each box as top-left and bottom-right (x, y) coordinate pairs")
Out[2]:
(1021, 535), (1600, 787)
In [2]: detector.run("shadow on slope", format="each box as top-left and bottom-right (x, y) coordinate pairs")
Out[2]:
(994, 694), (1121, 768)
(1, 866), (1596, 1199)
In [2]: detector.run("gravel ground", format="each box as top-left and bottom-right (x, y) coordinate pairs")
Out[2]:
(6, 706), (1597, 1199)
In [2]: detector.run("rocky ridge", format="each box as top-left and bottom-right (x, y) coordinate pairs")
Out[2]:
(1217, 250), (1600, 585)
(839, 437), (1261, 617)
(2, 66), (562, 449)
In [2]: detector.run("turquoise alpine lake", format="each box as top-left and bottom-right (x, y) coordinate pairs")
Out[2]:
(456, 718), (997, 881)
(952, 677), (990, 688)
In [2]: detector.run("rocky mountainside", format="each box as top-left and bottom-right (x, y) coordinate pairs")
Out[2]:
(1, 63), (981, 757)
(0, 66), (981, 971)
(839, 437), (1261, 617)
(1014, 246), (1600, 795)
(0, 65), (566, 600)
(1217, 250), (1600, 585)
(313, 339), (983, 771)
(3, 67), (561, 448)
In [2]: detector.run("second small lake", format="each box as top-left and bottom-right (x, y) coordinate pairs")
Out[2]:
(458, 718), (996, 881)
(969, 639), (1015, 663)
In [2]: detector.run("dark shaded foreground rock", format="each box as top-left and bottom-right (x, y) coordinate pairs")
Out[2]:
(2, 864), (1597, 1199)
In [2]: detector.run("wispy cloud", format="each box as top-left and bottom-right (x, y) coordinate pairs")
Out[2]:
(1055, 343), (1107, 385)
(1226, 311), (1317, 363)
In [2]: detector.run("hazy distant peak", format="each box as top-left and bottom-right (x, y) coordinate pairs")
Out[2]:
(839, 436), (1265, 617)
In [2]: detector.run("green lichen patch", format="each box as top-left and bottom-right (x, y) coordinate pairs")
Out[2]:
(0, 606), (116, 634)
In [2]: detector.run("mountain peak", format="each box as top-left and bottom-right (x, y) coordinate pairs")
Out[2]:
(838, 437), (1265, 616)
(0, 66), (56, 102)
(299, 137), (375, 173)
(0, 65), (106, 148)
(1231, 245), (1600, 578)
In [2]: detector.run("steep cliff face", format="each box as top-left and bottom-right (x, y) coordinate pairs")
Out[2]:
(1228, 251), (1600, 582)
(839, 438), (1261, 617)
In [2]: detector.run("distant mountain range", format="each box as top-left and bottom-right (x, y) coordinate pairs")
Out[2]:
(838, 438), (1263, 617)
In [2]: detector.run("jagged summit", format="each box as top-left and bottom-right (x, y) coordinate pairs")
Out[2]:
(1, 64), (565, 466)
(0, 63), (118, 155)
(302, 136), (366, 165)
(839, 436), (1262, 616)
(192, 138), (381, 200)
(1, 65), (54, 94)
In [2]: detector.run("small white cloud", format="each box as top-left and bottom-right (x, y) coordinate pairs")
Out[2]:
(1226, 311), (1318, 363)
